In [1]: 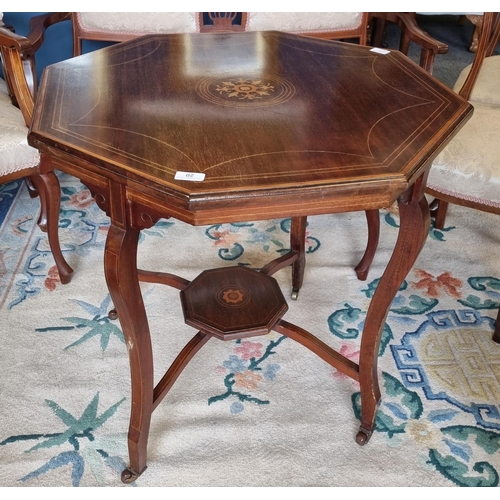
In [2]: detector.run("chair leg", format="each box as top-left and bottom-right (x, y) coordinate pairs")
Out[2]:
(370, 16), (388, 48)
(24, 176), (39, 198)
(493, 306), (500, 344)
(429, 198), (449, 230)
(355, 210), (380, 281)
(26, 176), (47, 231)
(30, 172), (74, 284)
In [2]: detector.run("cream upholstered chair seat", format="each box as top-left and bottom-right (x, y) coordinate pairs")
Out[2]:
(244, 12), (364, 35)
(73, 12), (200, 38)
(72, 12), (203, 56)
(427, 101), (500, 210)
(453, 55), (500, 105)
(0, 77), (39, 177)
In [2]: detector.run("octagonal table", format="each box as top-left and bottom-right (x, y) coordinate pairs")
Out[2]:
(28, 30), (472, 482)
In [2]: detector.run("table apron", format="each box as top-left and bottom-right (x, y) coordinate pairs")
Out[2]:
(48, 153), (410, 227)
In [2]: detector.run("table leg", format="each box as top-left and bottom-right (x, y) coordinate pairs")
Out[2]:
(104, 222), (153, 483)
(356, 176), (430, 444)
(290, 216), (307, 300)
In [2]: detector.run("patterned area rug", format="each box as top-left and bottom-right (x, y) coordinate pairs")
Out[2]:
(0, 173), (499, 487)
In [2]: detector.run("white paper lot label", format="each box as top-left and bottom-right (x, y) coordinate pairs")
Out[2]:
(370, 47), (390, 55)
(174, 171), (206, 181)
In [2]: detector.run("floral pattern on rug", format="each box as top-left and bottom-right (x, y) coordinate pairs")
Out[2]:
(1, 177), (499, 486)
(2, 181), (111, 308)
(210, 335), (286, 414)
(204, 218), (320, 263)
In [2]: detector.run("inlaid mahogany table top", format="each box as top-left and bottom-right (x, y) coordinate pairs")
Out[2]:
(28, 30), (472, 483)
(29, 31), (471, 224)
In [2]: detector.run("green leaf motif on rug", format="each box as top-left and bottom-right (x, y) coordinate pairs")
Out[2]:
(328, 303), (393, 355)
(441, 426), (500, 454)
(383, 372), (424, 419)
(0, 393), (126, 486)
(351, 392), (405, 439)
(467, 276), (500, 293)
(328, 303), (362, 339)
(390, 295), (439, 315)
(35, 295), (124, 351)
(217, 242), (245, 260)
(427, 449), (499, 487)
(427, 219), (456, 242)
(362, 277), (439, 316)
(351, 372), (423, 438)
(458, 295), (500, 310)
(362, 278), (408, 299)
(458, 277), (500, 310)
(28, 393), (124, 452)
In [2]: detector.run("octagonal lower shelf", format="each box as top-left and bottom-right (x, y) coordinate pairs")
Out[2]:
(180, 266), (288, 340)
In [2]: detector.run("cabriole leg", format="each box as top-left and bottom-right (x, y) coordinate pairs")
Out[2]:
(357, 174), (430, 444)
(104, 222), (153, 482)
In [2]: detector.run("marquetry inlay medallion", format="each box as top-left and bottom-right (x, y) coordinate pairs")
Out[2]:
(196, 75), (295, 107)
(217, 286), (250, 307)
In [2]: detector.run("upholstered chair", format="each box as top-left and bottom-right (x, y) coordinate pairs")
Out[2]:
(0, 12), (73, 283)
(241, 12), (369, 43)
(425, 12), (500, 341)
(72, 12), (205, 55)
(426, 12), (500, 228)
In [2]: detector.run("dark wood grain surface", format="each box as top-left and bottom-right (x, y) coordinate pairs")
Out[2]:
(29, 31), (472, 224)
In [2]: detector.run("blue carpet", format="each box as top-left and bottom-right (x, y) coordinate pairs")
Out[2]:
(0, 180), (22, 228)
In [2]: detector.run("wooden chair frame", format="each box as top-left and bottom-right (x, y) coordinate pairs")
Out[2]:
(427, 12), (500, 224)
(0, 12), (73, 283)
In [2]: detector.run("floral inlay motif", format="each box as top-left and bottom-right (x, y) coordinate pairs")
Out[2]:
(216, 285), (250, 307)
(222, 288), (244, 304)
(196, 75), (295, 108)
(215, 78), (275, 100)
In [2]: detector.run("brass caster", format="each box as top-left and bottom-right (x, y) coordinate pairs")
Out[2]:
(108, 308), (118, 320)
(355, 426), (373, 446)
(121, 467), (144, 484)
(291, 289), (299, 300)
